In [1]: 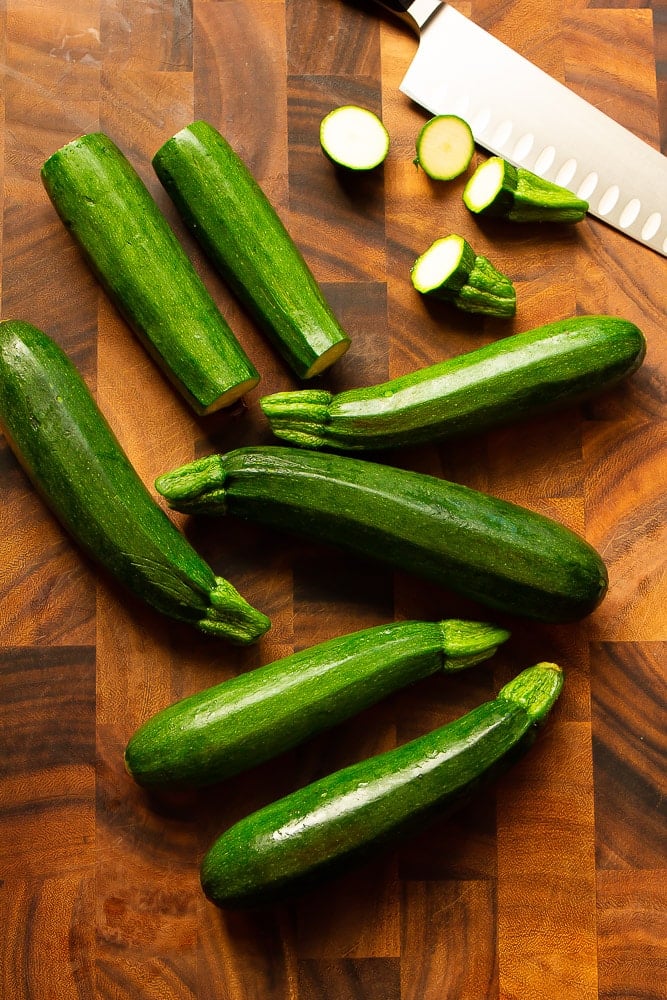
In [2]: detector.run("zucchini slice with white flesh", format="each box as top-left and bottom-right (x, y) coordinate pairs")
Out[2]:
(411, 234), (516, 317)
(319, 105), (389, 171)
(463, 156), (589, 223)
(414, 115), (474, 180)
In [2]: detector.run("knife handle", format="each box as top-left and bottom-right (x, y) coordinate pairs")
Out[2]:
(366, 0), (440, 32)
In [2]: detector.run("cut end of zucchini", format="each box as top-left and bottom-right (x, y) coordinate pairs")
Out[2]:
(462, 156), (508, 214)
(411, 234), (473, 295)
(439, 619), (511, 670)
(198, 374), (261, 415)
(303, 337), (351, 378)
(202, 577), (271, 642)
(156, 454), (228, 513)
(415, 115), (474, 181)
(498, 662), (564, 722)
(320, 105), (390, 171)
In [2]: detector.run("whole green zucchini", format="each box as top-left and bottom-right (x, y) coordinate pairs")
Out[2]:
(260, 315), (646, 451)
(152, 120), (351, 379)
(200, 661), (563, 908)
(124, 618), (509, 789)
(41, 132), (259, 414)
(0, 320), (270, 642)
(155, 446), (608, 624)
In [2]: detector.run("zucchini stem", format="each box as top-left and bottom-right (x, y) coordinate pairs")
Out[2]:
(155, 454), (228, 514)
(204, 577), (271, 641)
(260, 389), (333, 449)
(498, 662), (563, 721)
(439, 619), (510, 668)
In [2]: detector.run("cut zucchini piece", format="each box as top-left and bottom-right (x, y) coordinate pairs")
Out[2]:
(463, 156), (589, 223)
(414, 115), (475, 180)
(411, 234), (516, 317)
(319, 105), (389, 171)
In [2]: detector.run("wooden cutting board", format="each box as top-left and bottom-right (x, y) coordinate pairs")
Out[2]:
(1, 1), (665, 997)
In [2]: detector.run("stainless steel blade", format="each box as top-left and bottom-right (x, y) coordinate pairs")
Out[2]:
(400, 3), (667, 256)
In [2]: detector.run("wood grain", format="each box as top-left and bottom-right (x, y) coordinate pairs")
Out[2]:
(1, 1), (666, 998)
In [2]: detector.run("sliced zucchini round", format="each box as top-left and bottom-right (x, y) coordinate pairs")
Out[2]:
(319, 105), (390, 171)
(414, 115), (475, 180)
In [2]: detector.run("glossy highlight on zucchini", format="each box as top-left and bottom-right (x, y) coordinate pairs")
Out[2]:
(155, 446), (609, 624)
(152, 120), (351, 379)
(200, 661), (564, 908)
(259, 316), (646, 451)
(125, 618), (509, 789)
(41, 132), (259, 415)
(0, 320), (270, 643)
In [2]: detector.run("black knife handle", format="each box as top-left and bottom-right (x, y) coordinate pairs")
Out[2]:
(357, 0), (439, 33)
(373, 0), (416, 12)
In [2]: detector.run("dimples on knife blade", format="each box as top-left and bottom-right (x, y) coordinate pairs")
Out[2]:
(388, 0), (667, 256)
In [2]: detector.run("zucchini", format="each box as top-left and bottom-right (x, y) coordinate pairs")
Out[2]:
(155, 446), (608, 623)
(463, 156), (589, 223)
(124, 618), (509, 789)
(152, 120), (352, 379)
(320, 105), (390, 170)
(0, 320), (270, 643)
(259, 316), (646, 451)
(414, 115), (474, 180)
(200, 661), (563, 908)
(411, 233), (516, 316)
(41, 133), (259, 415)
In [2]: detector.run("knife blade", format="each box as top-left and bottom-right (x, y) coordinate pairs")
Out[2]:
(363, 0), (667, 256)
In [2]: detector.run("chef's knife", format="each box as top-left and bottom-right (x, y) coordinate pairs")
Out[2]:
(351, 0), (667, 256)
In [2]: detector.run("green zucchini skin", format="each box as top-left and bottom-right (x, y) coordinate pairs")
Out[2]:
(259, 316), (646, 451)
(41, 132), (259, 415)
(0, 321), (270, 643)
(200, 661), (563, 908)
(152, 120), (351, 379)
(155, 446), (609, 624)
(124, 618), (510, 789)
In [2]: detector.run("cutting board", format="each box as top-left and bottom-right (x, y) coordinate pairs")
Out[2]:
(1, 1), (665, 997)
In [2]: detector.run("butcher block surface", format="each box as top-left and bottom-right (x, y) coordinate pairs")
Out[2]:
(1, 1), (665, 997)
